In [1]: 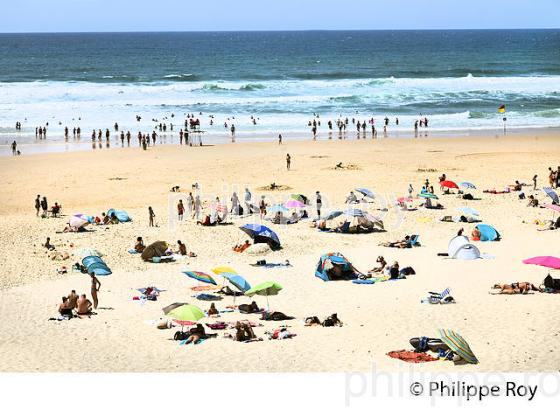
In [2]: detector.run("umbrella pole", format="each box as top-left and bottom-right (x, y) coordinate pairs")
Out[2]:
(266, 295), (270, 311)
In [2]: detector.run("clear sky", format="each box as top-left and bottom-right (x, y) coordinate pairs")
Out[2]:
(2, 0), (559, 33)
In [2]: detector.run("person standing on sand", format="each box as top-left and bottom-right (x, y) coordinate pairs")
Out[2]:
(41, 196), (48, 218)
(244, 188), (252, 214)
(193, 195), (202, 220)
(316, 191), (322, 218)
(148, 206), (155, 227)
(90, 273), (101, 310)
(177, 199), (185, 221)
(286, 154), (291, 171)
(35, 194), (41, 217)
(187, 192), (194, 215)
(278, 134), (282, 145)
(533, 174), (538, 190)
(11, 140), (17, 155)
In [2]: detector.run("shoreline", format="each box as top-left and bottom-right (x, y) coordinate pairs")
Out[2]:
(1, 125), (559, 157)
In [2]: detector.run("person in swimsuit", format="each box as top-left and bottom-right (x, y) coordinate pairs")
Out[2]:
(58, 297), (73, 318)
(67, 290), (79, 310)
(90, 273), (101, 309)
(77, 294), (93, 315)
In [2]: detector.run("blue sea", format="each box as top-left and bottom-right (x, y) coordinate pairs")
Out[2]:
(0, 30), (559, 152)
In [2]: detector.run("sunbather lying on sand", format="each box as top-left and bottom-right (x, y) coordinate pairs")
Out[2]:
(233, 240), (251, 253)
(491, 282), (540, 294)
(266, 327), (296, 340)
(379, 235), (416, 248)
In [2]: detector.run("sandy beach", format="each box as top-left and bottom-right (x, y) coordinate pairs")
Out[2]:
(0, 133), (559, 372)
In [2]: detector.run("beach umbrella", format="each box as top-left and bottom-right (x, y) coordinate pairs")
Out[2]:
(290, 194), (307, 204)
(543, 187), (559, 204)
(440, 180), (459, 189)
(69, 214), (90, 229)
(183, 271), (217, 285)
(543, 204), (560, 213)
(245, 281), (283, 310)
(457, 207), (479, 216)
(239, 224), (281, 248)
(460, 182), (477, 189)
(284, 199), (305, 208)
(323, 210), (343, 221)
(267, 204), (289, 214)
(166, 305), (205, 328)
(522, 256), (560, 270)
(222, 273), (251, 293)
(419, 192), (439, 200)
(438, 329), (478, 364)
(344, 208), (365, 217)
(211, 265), (237, 275)
(364, 213), (385, 230)
(355, 188), (375, 199)
(162, 302), (188, 315)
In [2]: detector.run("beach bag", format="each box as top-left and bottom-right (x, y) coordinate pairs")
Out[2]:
(400, 267), (416, 276)
(462, 193), (474, 200)
(173, 331), (189, 341)
(544, 274), (560, 291)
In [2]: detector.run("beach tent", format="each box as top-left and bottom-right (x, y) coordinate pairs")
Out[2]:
(448, 236), (481, 260)
(239, 224), (281, 250)
(141, 241), (169, 261)
(315, 253), (357, 281)
(82, 255), (112, 276)
(476, 224), (500, 241)
(107, 208), (131, 222)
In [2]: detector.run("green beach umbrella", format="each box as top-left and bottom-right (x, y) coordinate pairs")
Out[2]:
(419, 192), (439, 200)
(166, 304), (205, 322)
(245, 281), (283, 310)
(438, 329), (478, 364)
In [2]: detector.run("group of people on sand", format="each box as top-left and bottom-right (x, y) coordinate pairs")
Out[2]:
(35, 195), (60, 218)
(56, 277), (100, 319)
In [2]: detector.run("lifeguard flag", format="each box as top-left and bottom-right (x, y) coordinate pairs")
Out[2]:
(498, 104), (506, 113)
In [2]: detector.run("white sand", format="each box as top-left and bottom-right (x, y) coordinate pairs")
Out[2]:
(0, 134), (559, 372)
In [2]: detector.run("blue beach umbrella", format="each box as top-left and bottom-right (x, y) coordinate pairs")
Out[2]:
(220, 272), (251, 293)
(419, 192), (439, 200)
(355, 188), (375, 199)
(344, 208), (366, 217)
(324, 210), (343, 221)
(267, 204), (289, 214)
(543, 187), (559, 204)
(239, 224), (281, 248)
(460, 182), (476, 189)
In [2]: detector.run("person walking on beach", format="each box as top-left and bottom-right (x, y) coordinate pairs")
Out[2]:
(11, 140), (17, 156)
(148, 206), (155, 227)
(231, 192), (240, 215)
(316, 191), (322, 219)
(187, 192), (194, 215)
(177, 199), (185, 221)
(193, 195), (202, 220)
(244, 188), (252, 214)
(533, 174), (538, 190)
(41, 196), (48, 218)
(278, 134), (282, 145)
(90, 273), (101, 310)
(259, 195), (267, 219)
(286, 154), (291, 171)
(34, 194), (41, 216)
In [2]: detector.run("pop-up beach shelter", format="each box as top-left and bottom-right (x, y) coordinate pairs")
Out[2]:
(448, 236), (481, 260)
(475, 224), (500, 241)
(315, 253), (356, 281)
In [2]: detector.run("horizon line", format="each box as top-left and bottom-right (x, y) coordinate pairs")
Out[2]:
(0, 27), (559, 35)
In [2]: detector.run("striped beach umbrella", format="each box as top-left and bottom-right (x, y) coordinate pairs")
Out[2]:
(438, 329), (478, 364)
(183, 271), (217, 285)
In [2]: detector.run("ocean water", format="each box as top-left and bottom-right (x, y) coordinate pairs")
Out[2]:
(0, 30), (559, 152)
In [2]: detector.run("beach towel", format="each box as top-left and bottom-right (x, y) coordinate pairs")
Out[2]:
(387, 350), (438, 363)
(352, 279), (376, 284)
(128, 249), (138, 254)
(193, 293), (222, 301)
(191, 285), (219, 292)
